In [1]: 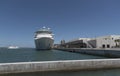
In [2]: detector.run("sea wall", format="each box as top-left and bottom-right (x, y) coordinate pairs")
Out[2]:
(57, 48), (120, 57)
(1, 59), (120, 74)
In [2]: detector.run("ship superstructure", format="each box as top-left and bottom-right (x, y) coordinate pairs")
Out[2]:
(34, 27), (54, 50)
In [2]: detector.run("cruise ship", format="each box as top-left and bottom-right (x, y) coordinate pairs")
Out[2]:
(34, 27), (54, 50)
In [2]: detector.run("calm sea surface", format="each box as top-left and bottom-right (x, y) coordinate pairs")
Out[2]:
(0, 48), (105, 63)
(0, 48), (120, 76)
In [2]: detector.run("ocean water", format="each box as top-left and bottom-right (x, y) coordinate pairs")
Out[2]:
(0, 48), (105, 63)
(1, 48), (119, 76)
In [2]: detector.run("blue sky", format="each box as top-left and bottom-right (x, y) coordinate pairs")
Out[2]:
(0, 0), (120, 47)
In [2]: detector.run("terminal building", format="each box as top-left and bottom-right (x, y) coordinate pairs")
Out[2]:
(60, 35), (120, 48)
(92, 35), (120, 48)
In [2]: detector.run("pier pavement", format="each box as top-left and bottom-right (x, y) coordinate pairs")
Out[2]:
(56, 48), (120, 57)
(0, 59), (120, 74)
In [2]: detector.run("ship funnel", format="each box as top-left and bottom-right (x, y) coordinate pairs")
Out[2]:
(43, 26), (46, 28)
(48, 28), (50, 30)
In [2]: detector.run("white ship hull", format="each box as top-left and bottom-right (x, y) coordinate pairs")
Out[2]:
(8, 46), (19, 49)
(35, 37), (54, 50)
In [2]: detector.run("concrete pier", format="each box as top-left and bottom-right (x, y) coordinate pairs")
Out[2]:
(1, 59), (120, 74)
(57, 48), (120, 57)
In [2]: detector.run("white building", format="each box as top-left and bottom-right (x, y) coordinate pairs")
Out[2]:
(89, 35), (120, 48)
(62, 35), (120, 48)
